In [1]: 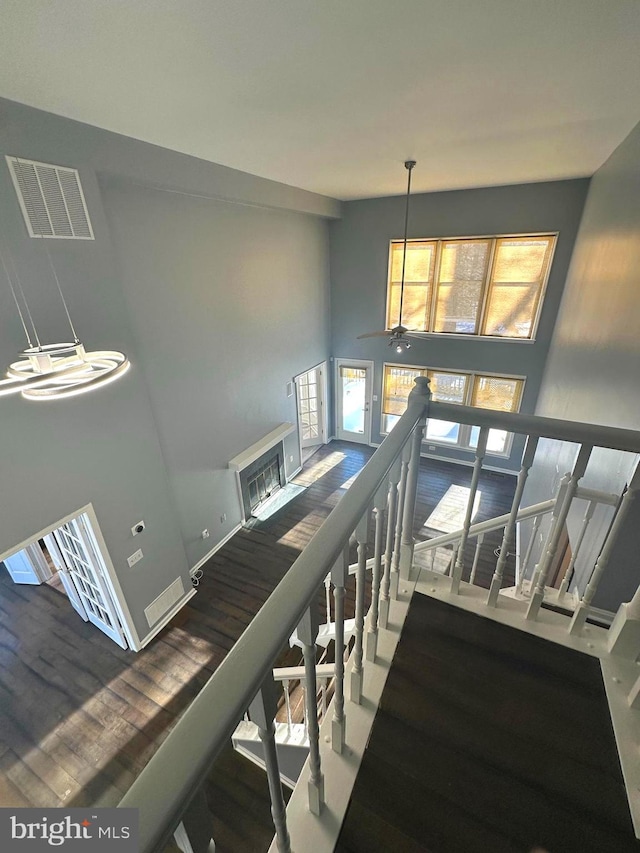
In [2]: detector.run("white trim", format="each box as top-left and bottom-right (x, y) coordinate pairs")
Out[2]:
(288, 465), (303, 479)
(0, 503), (140, 650)
(82, 506), (140, 651)
(587, 605), (616, 627)
(228, 423), (295, 472)
(294, 361), (329, 461)
(334, 357), (374, 445)
(137, 588), (197, 649)
(190, 523), (242, 575)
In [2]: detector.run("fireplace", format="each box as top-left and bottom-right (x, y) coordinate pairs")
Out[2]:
(228, 423), (295, 522)
(238, 444), (286, 518)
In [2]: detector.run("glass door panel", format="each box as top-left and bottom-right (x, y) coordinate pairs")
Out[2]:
(336, 360), (372, 444)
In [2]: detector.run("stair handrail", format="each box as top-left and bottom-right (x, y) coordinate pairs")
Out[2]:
(429, 401), (640, 453)
(118, 384), (431, 853)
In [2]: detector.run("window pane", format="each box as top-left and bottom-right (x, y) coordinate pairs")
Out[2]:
(426, 419), (460, 443)
(340, 366), (366, 434)
(472, 376), (522, 412)
(482, 237), (554, 337)
(427, 370), (468, 404)
(382, 365), (425, 416)
(469, 426), (509, 454)
(387, 241), (436, 330)
(433, 240), (489, 334)
(381, 412), (400, 433)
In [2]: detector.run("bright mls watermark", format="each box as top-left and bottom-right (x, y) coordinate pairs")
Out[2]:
(0, 808), (138, 851)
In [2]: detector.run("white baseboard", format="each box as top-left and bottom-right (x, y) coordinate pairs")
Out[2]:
(137, 587), (197, 649)
(367, 441), (516, 477)
(190, 523), (242, 575)
(288, 465), (303, 479)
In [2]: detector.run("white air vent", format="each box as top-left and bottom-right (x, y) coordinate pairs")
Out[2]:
(6, 156), (94, 240)
(144, 576), (185, 628)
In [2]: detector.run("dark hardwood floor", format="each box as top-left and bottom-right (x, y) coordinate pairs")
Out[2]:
(0, 441), (516, 834)
(336, 594), (640, 853)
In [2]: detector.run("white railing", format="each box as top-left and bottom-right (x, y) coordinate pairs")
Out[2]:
(119, 383), (640, 853)
(119, 377), (432, 853)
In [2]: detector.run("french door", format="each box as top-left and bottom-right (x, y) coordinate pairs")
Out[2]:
(52, 515), (128, 649)
(296, 364), (327, 449)
(335, 359), (373, 444)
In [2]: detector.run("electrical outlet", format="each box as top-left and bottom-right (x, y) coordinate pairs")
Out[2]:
(127, 549), (143, 568)
(428, 445), (435, 451)
(289, 455), (294, 463)
(220, 513), (226, 524)
(202, 528), (210, 539)
(373, 394), (378, 401)
(131, 520), (145, 536)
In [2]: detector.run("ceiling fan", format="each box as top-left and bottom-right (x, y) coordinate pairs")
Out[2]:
(358, 159), (422, 354)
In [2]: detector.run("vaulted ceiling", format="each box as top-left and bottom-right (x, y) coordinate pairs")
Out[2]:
(1, 0), (639, 199)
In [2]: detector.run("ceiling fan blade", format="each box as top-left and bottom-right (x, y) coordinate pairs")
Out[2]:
(357, 330), (391, 339)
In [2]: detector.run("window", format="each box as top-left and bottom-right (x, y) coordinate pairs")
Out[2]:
(381, 364), (524, 455)
(387, 234), (556, 339)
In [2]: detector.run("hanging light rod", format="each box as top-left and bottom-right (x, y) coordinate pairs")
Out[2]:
(357, 159), (421, 353)
(0, 156), (130, 401)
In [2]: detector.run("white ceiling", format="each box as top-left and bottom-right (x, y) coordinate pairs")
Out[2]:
(1, 0), (640, 200)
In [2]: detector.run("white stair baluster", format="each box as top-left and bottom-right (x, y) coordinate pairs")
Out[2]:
(527, 444), (592, 621)
(297, 605), (324, 814)
(557, 500), (596, 600)
(451, 428), (488, 595)
(249, 676), (291, 852)
(570, 464), (640, 635)
(349, 512), (369, 705)
(469, 533), (484, 586)
(399, 378), (430, 580)
(517, 513), (542, 595)
(174, 788), (217, 853)
(390, 440), (411, 600)
(487, 435), (538, 607)
(331, 546), (349, 753)
(379, 458), (401, 629)
(324, 575), (332, 624)
(283, 680), (292, 735)
(366, 482), (387, 662)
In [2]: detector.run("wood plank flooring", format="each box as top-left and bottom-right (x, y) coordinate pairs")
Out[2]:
(336, 594), (640, 853)
(0, 442), (515, 833)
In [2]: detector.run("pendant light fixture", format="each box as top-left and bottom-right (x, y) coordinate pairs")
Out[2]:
(0, 157), (130, 401)
(358, 159), (421, 353)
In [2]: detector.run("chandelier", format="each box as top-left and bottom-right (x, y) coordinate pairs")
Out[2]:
(0, 158), (130, 401)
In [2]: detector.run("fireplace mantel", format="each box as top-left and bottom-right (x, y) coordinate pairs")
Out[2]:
(229, 422), (295, 473)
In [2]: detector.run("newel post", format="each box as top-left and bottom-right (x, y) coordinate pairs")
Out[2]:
(399, 376), (431, 580)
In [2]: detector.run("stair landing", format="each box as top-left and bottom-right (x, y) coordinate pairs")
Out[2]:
(335, 594), (640, 853)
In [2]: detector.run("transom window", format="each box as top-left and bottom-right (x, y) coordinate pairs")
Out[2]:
(387, 234), (556, 339)
(382, 364), (524, 455)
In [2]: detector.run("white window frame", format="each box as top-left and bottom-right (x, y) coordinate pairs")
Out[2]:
(381, 362), (526, 458)
(385, 231), (558, 343)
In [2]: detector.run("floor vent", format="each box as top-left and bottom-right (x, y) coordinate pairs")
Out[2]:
(6, 156), (94, 239)
(144, 577), (185, 628)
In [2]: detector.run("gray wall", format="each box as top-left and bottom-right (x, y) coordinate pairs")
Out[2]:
(523, 119), (640, 611)
(0, 99), (334, 640)
(103, 179), (331, 566)
(329, 179), (589, 470)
